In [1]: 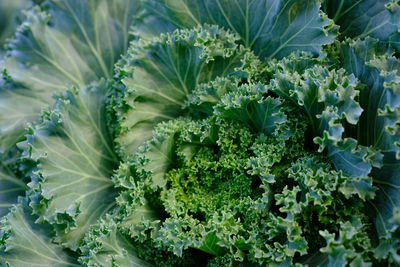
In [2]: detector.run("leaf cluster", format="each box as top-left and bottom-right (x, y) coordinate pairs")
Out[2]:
(0, 0), (399, 266)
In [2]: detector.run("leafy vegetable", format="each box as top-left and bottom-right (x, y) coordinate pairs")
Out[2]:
(110, 50), (378, 264)
(0, 0), (399, 266)
(115, 25), (254, 155)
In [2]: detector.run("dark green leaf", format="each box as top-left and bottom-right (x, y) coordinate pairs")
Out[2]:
(139, 0), (338, 59)
(323, 0), (400, 49)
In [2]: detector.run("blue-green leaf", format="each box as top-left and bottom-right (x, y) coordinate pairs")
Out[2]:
(335, 38), (400, 263)
(139, 0), (338, 59)
(0, 0), (35, 53)
(0, 166), (27, 217)
(323, 0), (400, 49)
(0, 199), (79, 267)
(0, 75), (50, 153)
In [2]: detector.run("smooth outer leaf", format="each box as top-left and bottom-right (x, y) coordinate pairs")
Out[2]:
(0, 199), (79, 267)
(0, 77), (50, 153)
(323, 0), (400, 49)
(4, 0), (140, 90)
(116, 26), (252, 156)
(0, 167), (27, 217)
(0, 0), (140, 153)
(139, 0), (338, 59)
(25, 81), (119, 250)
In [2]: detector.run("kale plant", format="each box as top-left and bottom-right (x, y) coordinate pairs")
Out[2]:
(0, 0), (399, 266)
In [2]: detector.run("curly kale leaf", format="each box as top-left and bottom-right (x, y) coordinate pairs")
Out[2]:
(114, 80), (375, 265)
(115, 26), (255, 156)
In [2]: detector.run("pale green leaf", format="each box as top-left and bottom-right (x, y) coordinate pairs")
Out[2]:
(5, 0), (140, 90)
(0, 0), (140, 153)
(0, 77), (50, 153)
(0, 0), (34, 50)
(0, 166), (27, 217)
(25, 81), (119, 250)
(0, 200), (79, 267)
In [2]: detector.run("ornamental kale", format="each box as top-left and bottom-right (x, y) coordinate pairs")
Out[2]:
(0, 0), (399, 266)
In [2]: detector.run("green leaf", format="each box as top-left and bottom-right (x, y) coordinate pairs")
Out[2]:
(0, 166), (27, 217)
(188, 80), (288, 135)
(338, 38), (394, 146)
(0, 75), (50, 153)
(139, 0), (338, 59)
(79, 216), (153, 267)
(319, 217), (373, 266)
(334, 38), (400, 263)
(323, 0), (400, 49)
(269, 56), (376, 177)
(117, 119), (184, 191)
(5, 0), (140, 90)
(216, 83), (287, 135)
(0, 199), (79, 267)
(0, 0), (33, 50)
(115, 26), (251, 156)
(315, 137), (381, 178)
(0, 0), (140, 153)
(368, 55), (400, 158)
(25, 81), (119, 250)
(370, 155), (400, 263)
(80, 191), (185, 266)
